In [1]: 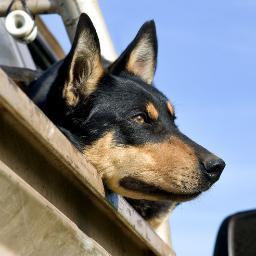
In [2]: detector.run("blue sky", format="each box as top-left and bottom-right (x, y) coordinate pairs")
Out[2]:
(43, 1), (256, 255)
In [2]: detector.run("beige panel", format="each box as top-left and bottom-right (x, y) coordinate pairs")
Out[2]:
(0, 160), (110, 256)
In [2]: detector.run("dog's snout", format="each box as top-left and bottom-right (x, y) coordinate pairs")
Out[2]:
(202, 157), (225, 182)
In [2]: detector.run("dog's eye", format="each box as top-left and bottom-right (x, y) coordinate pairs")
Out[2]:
(132, 114), (146, 124)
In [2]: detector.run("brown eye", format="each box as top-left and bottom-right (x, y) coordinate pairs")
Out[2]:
(132, 114), (146, 124)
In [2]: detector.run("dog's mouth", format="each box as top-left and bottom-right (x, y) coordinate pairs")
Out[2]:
(119, 177), (202, 202)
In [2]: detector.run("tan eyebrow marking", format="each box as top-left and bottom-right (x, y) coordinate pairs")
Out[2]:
(146, 102), (159, 120)
(167, 101), (174, 115)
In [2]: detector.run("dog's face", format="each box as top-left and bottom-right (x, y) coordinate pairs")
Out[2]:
(54, 14), (225, 202)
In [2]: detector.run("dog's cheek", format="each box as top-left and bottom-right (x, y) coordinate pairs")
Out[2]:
(83, 132), (159, 198)
(83, 132), (115, 177)
(138, 137), (203, 194)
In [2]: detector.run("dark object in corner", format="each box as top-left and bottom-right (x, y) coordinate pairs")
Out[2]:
(214, 209), (256, 256)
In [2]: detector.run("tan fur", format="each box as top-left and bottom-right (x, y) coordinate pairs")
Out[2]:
(148, 215), (167, 229)
(63, 59), (104, 106)
(63, 86), (80, 106)
(167, 101), (174, 116)
(84, 132), (203, 201)
(80, 55), (105, 96)
(63, 30), (105, 106)
(126, 38), (155, 84)
(148, 203), (176, 228)
(146, 102), (159, 120)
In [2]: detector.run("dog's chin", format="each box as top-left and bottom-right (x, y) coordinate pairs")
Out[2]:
(153, 191), (201, 202)
(118, 176), (202, 202)
(130, 189), (202, 202)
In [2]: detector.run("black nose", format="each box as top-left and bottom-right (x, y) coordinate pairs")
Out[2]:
(202, 158), (225, 182)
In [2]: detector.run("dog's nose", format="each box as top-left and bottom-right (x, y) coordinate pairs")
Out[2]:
(202, 157), (225, 182)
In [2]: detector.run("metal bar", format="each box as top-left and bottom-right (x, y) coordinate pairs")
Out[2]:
(56, 0), (117, 61)
(0, 0), (57, 16)
(0, 65), (42, 85)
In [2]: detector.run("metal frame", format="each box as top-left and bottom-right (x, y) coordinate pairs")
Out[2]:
(0, 0), (116, 61)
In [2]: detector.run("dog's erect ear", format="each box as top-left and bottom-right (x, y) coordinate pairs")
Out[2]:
(109, 20), (157, 84)
(63, 13), (104, 106)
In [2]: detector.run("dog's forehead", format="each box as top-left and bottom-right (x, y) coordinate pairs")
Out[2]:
(101, 74), (170, 110)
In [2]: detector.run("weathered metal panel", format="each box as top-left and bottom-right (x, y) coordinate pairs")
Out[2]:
(0, 160), (111, 256)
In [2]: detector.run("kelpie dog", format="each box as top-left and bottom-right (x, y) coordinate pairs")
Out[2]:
(28, 14), (225, 228)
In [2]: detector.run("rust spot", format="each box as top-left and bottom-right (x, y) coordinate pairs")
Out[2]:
(146, 102), (159, 120)
(167, 101), (174, 115)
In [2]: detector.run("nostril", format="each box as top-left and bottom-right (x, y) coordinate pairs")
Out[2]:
(207, 159), (225, 174)
(203, 158), (225, 182)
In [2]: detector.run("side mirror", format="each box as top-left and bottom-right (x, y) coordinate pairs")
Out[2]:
(214, 209), (256, 256)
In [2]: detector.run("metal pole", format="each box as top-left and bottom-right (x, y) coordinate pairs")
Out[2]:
(0, 0), (57, 16)
(56, 0), (117, 61)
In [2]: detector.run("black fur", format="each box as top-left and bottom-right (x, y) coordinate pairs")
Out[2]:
(125, 198), (173, 221)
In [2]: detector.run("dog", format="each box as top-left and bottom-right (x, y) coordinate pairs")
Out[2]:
(28, 13), (225, 229)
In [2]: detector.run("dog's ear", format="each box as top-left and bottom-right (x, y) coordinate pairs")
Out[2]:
(109, 20), (157, 84)
(63, 13), (104, 106)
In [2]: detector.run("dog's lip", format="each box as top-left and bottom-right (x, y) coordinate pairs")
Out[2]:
(119, 176), (202, 202)
(153, 190), (201, 202)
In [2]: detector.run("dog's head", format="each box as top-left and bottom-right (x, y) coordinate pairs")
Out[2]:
(49, 14), (225, 202)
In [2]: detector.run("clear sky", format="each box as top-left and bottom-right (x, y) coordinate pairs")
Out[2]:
(43, 1), (256, 255)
